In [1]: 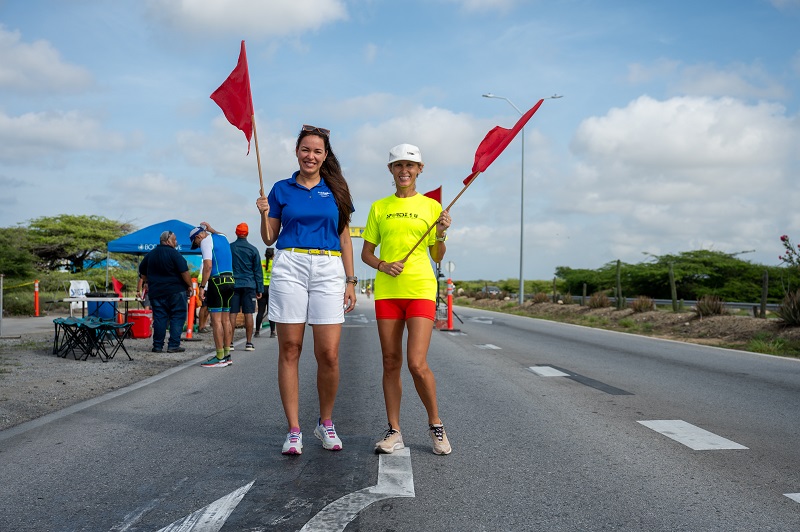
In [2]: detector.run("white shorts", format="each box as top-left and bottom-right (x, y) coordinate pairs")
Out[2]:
(267, 249), (346, 325)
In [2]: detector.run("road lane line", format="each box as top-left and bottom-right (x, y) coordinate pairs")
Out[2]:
(784, 493), (800, 503)
(300, 448), (414, 532)
(156, 480), (254, 532)
(638, 420), (748, 450)
(528, 366), (570, 377)
(475, 343), (501, 349)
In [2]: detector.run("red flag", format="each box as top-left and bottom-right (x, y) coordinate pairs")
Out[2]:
(464, 98), (544, 184)
(423, 186), (442, 204)
(111, 277), (124, 297)
(210, 40), (254, 154)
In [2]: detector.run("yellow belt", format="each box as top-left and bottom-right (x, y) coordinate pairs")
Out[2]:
(288, 248), (342, 257)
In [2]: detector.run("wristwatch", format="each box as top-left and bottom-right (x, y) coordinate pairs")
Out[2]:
(346, 276), (358, 285)
(435, 232), (447, 242)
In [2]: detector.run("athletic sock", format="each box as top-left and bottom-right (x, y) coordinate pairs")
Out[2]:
(216, 349), (225, 359)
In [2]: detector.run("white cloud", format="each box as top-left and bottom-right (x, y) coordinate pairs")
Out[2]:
(0, 110), (126, 163)
(145, 0), (348, 38)
(0, 25), (93, 92)
(629, 59), (788, 100)
(563, 95), (800, 268)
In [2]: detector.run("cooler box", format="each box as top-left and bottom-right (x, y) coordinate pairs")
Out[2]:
(128, 309), (153, 339)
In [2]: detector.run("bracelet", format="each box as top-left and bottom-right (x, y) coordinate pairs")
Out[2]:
(377, 260), (385, 272)
(435, 233), (447, 242)
(346, 275), (358, 285)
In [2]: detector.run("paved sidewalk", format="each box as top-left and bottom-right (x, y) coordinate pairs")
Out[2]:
(0, 314), (64, 337)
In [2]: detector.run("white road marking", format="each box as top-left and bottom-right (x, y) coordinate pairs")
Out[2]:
(528, 366), (570, 377)
(156, 480), (254, 532)
(469, 317), (493, 324)
(475, 343), (501, 350)
(784, 493), (800, 503)
(300, 447), (415, 532)
(638, 420), (748, 450)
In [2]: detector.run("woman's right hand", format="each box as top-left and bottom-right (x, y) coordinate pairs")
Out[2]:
(380, 260), (404, 277)
(256, 196), (269, 215)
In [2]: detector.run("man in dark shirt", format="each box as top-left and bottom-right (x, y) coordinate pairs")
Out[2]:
(139, 230), (192, 353)
(229, 222), (263, 351)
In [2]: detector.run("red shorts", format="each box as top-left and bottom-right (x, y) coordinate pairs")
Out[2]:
(375, 299), (436, 321)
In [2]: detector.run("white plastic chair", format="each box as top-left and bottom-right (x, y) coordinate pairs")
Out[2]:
(68, 280), (92, 317)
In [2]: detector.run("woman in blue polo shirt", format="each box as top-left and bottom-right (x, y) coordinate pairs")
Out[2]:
(255, 125), (357, 456)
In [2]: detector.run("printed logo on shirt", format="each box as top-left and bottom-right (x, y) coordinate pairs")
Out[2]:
(318, 191), (331, 198)
(386, 212), (419, 219)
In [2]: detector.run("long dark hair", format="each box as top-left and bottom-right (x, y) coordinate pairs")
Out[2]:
(296, 129), (353, 235)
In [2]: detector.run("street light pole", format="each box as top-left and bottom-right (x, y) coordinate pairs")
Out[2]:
(482, 93), (526, 305)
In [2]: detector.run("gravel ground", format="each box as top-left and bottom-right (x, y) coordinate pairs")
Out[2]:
(0, 316), (252, 432)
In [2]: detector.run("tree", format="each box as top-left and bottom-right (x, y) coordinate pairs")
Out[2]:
(0, 227), (36, 277)
(27, 215), (134, 272)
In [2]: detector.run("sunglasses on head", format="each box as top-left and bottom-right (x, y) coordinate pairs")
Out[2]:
(302, 124), (330, 137)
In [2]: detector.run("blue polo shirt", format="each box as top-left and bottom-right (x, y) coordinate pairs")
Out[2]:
(267, 171), (353, 250)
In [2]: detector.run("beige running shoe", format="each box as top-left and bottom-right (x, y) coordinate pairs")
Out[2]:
(375, 425), (404, 454)
(429, 423), (452, 455)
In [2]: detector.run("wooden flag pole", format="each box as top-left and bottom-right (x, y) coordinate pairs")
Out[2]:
(400, 171), (481, 262)
(251, 113), (272, 241)
(252, 113), (264, 196)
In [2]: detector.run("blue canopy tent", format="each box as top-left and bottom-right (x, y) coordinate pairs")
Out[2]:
(107, 219), (201, 256)
(105, 219), (203, 288)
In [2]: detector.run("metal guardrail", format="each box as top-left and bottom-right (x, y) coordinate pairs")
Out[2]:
(578, 296), (779, 312)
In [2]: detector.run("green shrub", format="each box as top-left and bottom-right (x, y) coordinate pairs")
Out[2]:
(630, 296), (655, 313)
(694, 295), (727, 317)
(587, 292), (611, 308)
(776, 289), (800, 326)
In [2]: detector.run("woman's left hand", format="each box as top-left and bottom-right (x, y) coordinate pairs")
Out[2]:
(436, 210), (451, 232)
(343, 283), (357, 313)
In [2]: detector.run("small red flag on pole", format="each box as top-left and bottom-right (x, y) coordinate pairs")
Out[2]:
(210, 40), (254, 154)
(423, 186), (442, 204)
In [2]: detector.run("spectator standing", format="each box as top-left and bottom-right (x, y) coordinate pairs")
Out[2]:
(255, 124), (357, 455)
(255, 247), (276, 338)
(229, 222), (263, 351)
(361, 143), (453, 455)
(136, 274), (151, 310)
(190, 222), (235, 367)
(138, 230), (191, 353)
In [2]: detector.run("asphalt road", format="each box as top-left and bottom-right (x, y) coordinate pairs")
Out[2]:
(1, 303), (799, 531)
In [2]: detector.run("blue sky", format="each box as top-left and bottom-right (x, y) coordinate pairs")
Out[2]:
(2, 0), (799, 282)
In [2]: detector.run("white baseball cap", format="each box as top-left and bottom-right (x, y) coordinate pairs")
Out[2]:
(388, 143), (423, 165)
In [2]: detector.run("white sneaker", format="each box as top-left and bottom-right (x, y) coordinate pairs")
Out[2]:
(429, 423), (452, 455)
(282, 430), (302, 455)
(375, 425), (404, 454)
(314, 419), (343, 450)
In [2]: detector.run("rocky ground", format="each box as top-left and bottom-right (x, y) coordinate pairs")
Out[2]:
(460, 297), (800, 349)
(2, 301), (798, 433)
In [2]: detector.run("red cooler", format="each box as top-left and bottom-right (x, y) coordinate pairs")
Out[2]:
(128, 309), (153, 339)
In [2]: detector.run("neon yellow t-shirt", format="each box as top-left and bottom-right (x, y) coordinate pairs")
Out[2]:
(362, 193), (441, 301)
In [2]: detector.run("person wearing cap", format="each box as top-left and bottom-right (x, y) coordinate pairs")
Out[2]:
(255, 247), (276, 338)
(255, 124), (357, 455)
(138, 230), (191, 353)
(361, 143), (453, 456)
(229, 222), (263, 351)
(189, 222), (235, 368)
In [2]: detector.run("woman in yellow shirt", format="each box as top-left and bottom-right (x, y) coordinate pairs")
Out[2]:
(361, 143), (452, 455)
